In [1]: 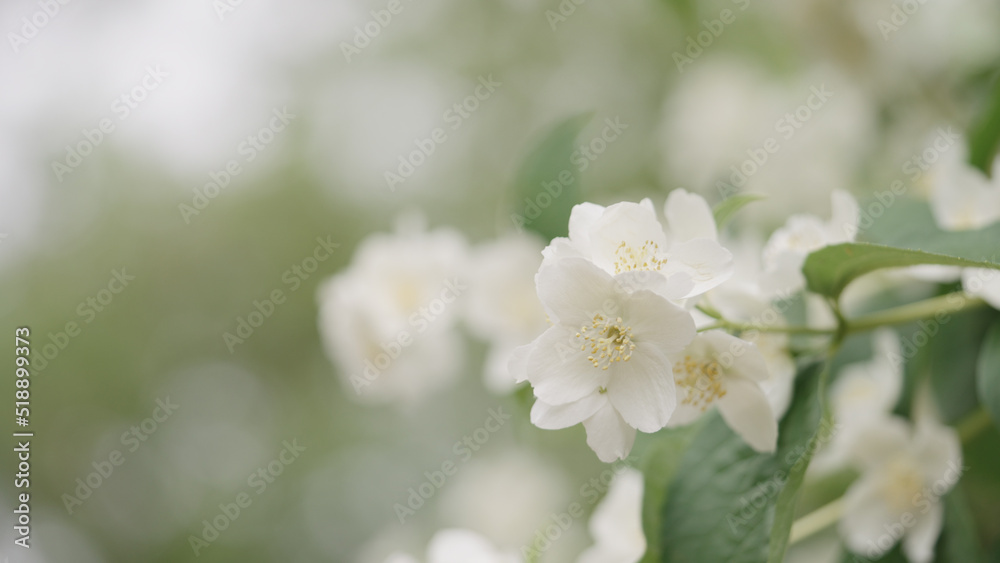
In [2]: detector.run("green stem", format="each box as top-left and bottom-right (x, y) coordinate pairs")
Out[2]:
(845, 293), (986, 335)
(695, 303), (723, 320)
(788, 497), (844, 545)
(699, 319), (836, 336)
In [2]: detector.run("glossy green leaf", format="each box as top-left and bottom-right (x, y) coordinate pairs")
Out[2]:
(656, 362), (829, 563)
(639, 425), (700, 563)
(968, 72), (1000, 177)
(510, 113), (592, 241)
(977, 321), (1000, 432)
(803, 243), (1000, 299)
(713, 193), (766, 229)
(934, 486), (985, 563)
(859, 198), (1000, 256)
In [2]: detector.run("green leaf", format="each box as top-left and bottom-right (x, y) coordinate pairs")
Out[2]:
(859, 198), (1000, 257)
(803, 243), (1000, 299)
(639, 425), (700, 563)
(511, 113), (592, 241)
(656, 362), (829, 563)
(977, 321), (1000, 432)
(968, 72), (1000, 177)
(928, 308), (996, 424)
(934, 485), (985, 563)
(713, 193), (766, 229)
(839, 544), (908, 562)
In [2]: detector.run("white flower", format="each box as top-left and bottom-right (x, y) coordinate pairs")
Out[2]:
(438, 449), (570, 549)
(927, 140), (1000, 231)
(659, 60), (874, 225)
(667, 331), (778, 452)
(703, 236), (797, 417)
(962, 267), (1000, 310)
(317, 216), (469, 405)
(516, 257), (696, 462)
(464, 233), (549, 393)
(385, 529), (522, 563)
(761, 189), (859, 294)
(541, 193), (733, 300)
(811, 329), (902, 474)
(576, 468), (646, 563)
(839, 416), (963, 563)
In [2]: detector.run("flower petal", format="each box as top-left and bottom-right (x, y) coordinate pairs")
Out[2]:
(839, 473), (903, 559)
(717, 376), (777, 452)
(827, 189), (859, 243)
(911, 418), (963, 487)
(606, 343), (676, 433)
(527, 326), (609, 405)
(427, 529), (511, 563)
(569, 202), (607, 251)
(666, 401), (705, 427)
(508, 342), (533, 383)
(583, 402), (637, 463)
(700, 330), (770, 382)
(963, 268), (1000, 309)
(536, 258), (615, 327)
(586, 201), (670, 274)
(902, 501), (944, 563)
(664, 189), (717, 242)
(623, 290), (696, 356)
(531, 393), (608, 430)
(843, 415), (909, 470)
(665, 238), (734, 297)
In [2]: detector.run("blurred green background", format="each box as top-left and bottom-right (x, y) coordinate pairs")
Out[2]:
(2, 0), (1000, 561)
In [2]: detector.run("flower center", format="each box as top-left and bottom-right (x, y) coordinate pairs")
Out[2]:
(576, 314), (636, 370)
(673, 355), (727, 410)
(880, 459), (925, 513)
(613, 240), (667, 274)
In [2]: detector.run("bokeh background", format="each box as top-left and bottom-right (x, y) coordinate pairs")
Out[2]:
(2, 0), (1000, 561)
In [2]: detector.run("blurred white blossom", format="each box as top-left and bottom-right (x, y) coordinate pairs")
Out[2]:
(317, 215), (469, 405)
(927, 141), (1000, 231)
(576, 468), (646, 563)
(464, 233), (549, 393)
(839, 416), (963, 562)
(385, 529), (522, 563)
(761, 190), (859, 295)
